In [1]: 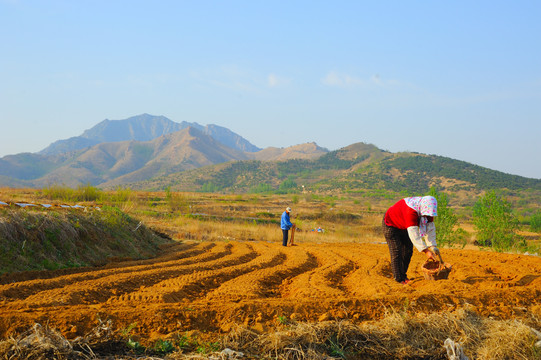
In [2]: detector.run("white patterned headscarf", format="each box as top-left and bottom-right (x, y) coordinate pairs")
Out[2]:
(404, 196), (438, 236)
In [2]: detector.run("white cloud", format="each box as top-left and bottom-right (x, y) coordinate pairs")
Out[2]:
(371, 74), (382, 85)
(322, 71), (393, 88)
(190, 66), (291, 93)
(267, 73), (290, 88)
(321, 71), (343, 86)
(268, 73), (278, 87)
(322, 71), (363, 87)
(190, 65), (262, 93)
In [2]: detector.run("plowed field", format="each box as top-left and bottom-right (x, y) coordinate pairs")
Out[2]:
(1, 240), (541, 342)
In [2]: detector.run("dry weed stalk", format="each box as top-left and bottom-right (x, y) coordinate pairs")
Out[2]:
(216, 309), (541, 359)
(2, 311), (540, 359)
(0, 323), (88, 360)
(475, 319), (540, 360)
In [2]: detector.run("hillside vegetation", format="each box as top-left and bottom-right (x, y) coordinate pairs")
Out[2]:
(1, 114), (539, 204)
(129, 143), (541, 209)
(0, 202), (171, 276)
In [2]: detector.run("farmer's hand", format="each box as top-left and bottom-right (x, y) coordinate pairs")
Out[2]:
(429, 246), (440, 257)
(423, 248), (437, 260)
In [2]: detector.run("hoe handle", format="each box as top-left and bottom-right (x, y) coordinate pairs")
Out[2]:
(437, 252), (445, 264)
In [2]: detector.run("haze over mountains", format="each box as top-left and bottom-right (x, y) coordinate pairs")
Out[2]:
(39, 113), (261, 155)
(0, 114), (328, 188)
(0, 114), (539, 195)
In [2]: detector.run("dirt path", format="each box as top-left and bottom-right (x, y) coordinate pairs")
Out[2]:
(1, 240), (540, 342)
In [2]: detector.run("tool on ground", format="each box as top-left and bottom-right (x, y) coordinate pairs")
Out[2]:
(288, 224), (296, 246)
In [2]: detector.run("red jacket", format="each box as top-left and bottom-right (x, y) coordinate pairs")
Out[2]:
(384, 199), (433, 229)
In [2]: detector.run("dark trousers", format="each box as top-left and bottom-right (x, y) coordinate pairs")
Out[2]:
(382, 217), (413, 283)
(282, 229), (289, 246)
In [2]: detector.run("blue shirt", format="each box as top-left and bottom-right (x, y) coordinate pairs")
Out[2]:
(281, 211), (292, 230)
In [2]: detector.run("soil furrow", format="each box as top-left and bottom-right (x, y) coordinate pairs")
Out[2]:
(331, 244), (395, 297)
(216, 244), (322, 299)
(0, 242), (216, 301)
(280, 245), (352, 299)
(1, 240), (541, 342)
(146, 242), (287, 303)
(9, 242), (240, 307)
(109, 241), (265, 303)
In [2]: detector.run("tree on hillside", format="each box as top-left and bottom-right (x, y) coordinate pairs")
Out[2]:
(278, 178), (298, 194)
(530, 211), (541, 233)
(473, 190), (524, 251)
(427, 187), (464, 248)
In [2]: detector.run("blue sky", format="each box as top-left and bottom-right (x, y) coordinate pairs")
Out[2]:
(1, 1), (540, 179)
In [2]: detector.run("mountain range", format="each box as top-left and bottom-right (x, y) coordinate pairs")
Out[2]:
(0, 114), (327, 188)
(0, 114), (539, 199)
(39, 113), (261, 155)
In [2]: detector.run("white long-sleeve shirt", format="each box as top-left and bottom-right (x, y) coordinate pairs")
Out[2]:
(407, 222), (437, 252)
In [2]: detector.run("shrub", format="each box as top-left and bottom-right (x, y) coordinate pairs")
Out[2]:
(249, 183), (274, 193)
(428, 187), (462, 248)
(530, 211), (541, 233)
(75, 183), (103, 202)
(153, 339), (175, 354)
(112, 186), (133, 203)
(166, 187), (190, 213)
(473, 190), (525, 251)
(278, 178), (298, 194)
(41, 184), (75, 202)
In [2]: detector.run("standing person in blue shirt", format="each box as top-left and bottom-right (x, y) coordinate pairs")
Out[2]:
(281, 207), (295, 246)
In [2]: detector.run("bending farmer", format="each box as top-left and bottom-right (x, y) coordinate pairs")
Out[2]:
(281, 207), (295, 246)
(382, 196), (440, 284)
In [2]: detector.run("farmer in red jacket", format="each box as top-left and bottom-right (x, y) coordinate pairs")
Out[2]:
(382, 196), (440, 284)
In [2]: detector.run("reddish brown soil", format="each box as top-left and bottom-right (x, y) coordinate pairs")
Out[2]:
(1, 240), (541, 342)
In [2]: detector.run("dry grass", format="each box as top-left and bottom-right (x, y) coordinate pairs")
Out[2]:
(126, 191), (387, 246)
(0, 323), (89, 360)
(217, 308), (541, 359)
(0, 205), (170, 274)
(5, 308), (538, 359)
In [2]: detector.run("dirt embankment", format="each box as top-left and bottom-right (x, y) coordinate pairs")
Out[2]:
(1, 240), (541, 343)
(0, 207), (170, 274)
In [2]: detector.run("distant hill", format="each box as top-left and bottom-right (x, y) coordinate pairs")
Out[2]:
(127, 142), (541, 206)
(39, 137), (100, 156)
(0, 125), (327, 188)
(1, 113), (540, 202)
(250, 142), (328, 161)
(27, 127), (250, 188)
(0, 152), (78, 183)
(125, 142), (384, 192)
(39, 113), (261, 155)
